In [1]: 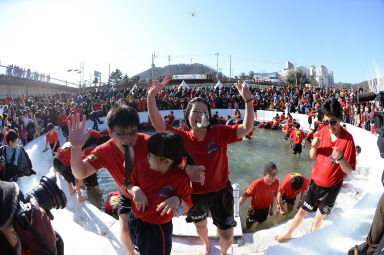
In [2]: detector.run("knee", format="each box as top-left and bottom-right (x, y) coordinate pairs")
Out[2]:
(194, 220), (207, 230)
(218, 229), (233, 242)
(297, 208), (308, 217)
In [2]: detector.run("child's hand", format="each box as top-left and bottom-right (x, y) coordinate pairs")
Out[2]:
(43, 148), (49, 152)
(156, 196), (179, 216)
(133, 188), (149, 213)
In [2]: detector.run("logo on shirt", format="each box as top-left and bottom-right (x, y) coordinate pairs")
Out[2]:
(88, 154), (98, 161)
(109, 196), (119, 206)
(245, 189), (251, 194)
(295, 131), (301, 138)
(270, 190), (276, 197)
(158, 185), (174, 199)
(207, 142), (219, 154)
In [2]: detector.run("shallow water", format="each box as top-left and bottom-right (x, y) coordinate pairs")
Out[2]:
(88, 127), (315, 232)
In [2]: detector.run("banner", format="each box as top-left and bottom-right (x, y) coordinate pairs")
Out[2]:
(172, 74), (206, 80)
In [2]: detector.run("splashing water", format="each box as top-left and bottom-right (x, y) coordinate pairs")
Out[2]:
(368, 61), (384, 93)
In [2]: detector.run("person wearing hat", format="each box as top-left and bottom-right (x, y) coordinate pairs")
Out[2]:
(239, 162), (279, 230)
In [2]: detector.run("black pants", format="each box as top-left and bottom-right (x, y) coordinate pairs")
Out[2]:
(128, 212), (173, 255)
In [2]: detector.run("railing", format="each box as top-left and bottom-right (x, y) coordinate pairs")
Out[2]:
(0, 64), (79, 88)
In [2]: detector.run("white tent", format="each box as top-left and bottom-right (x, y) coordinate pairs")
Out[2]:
(214, 80), (223, 89)
(178, 80), (189, 90)
(130, 83), (137, 94)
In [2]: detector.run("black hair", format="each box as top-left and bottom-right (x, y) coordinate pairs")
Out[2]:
(107, 104), (139, 131)
(47, 123), (54, 131)
(294, 123), (300, 129)
(290, 175), (304, 191)
(356, 145), (361, 154)
(6, 129), (18, 144)
(147, 132), (194, 169)
(184, 97), (212, 128)
(321, 98), (343, 120)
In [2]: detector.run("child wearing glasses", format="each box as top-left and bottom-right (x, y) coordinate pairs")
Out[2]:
(127, 132), (193, 255)
(239, 162), (279, 230)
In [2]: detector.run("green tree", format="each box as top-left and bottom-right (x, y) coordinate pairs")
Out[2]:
(296, 71), (309, 86)
(240, 72), (247, 80)
(309, 76), (319, 87)
(109, 68), (123, 86)
(286, 70), (296, 84)
(248, 71), (255, 81)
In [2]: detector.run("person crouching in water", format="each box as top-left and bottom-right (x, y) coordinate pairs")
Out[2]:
(43, 123), (60, 156)
(276, 172), (309, 215)
(275, 98), (356, 242)
(127, 132), (193, 255)
(239, 162), (279, 230)
(53, 142), (91, 202)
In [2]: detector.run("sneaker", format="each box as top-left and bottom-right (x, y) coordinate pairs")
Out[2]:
(348, 241), (368, 255)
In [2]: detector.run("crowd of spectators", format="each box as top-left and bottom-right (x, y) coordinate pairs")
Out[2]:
(0, 82), (378, 147)
(4, 64), (51, 82)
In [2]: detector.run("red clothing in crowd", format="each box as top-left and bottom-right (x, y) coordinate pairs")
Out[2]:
(166, 124), (242, 194)
(57, 113), (67, 127)
(311, 127), (356, 187)
(56, 143), (93, 167)
(93, 102), (102, 111)
(85, 133), (150, 199)
(89, 130), (103, 140)
(290, 128), (305, 144)
(278, 173), (309, 199)
(168, 113), (175, 124)
(244, 177), (279, 209)
(130, 159), (193, 224)
(46, 131), (59, 144)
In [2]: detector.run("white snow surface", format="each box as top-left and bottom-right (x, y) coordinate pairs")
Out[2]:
(15, 109), (383, 255)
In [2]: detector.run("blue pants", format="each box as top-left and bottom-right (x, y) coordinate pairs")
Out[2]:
(128, 211), (173, 255)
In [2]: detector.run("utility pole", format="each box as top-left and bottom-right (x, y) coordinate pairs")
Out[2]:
(151, 53), (158, 81)
(168, 55), (171, 76)
(214, 52), (219, 79)
(230, 54), (232, 81)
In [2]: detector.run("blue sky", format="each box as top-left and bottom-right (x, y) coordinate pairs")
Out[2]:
(0, 0), (383, 84)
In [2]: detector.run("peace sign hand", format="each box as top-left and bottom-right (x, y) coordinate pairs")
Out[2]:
(235, 80), (252, 101)
(148, 76), (171, 98)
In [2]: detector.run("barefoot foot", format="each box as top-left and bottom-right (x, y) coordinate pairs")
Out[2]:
(274, 233), (291, 242)
(199, 242), (210, 255)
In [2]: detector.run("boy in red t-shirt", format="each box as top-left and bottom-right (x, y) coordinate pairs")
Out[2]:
(239, 162), (279, 230)
(43, 123), (60, 156)
(275, 98), (356, 242)
(289, 123), (305, 154)
(277, 172), (309, 215)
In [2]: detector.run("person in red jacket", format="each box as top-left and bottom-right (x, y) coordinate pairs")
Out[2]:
(275, 98), (356, 242)
(239, 162), (279, 230)
(277, 172), (309, 215)
(57, 111), (68, 141)
(167, 111), (175, 125)
(289, 123), (306, 154)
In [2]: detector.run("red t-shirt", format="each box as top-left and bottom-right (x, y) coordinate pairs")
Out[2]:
(56, 143), (93, 167)
(311, 127), (356, 187)
(290, 129), (305, 144)
(46, 131), (59, 144)
(278, 173), (309, 199)
(166, 124), (242, 194)
(168, 114), (175, 124)
(89, 130), (103, 140)
(131, 159), (193, 224)
(105, 191), (119, 216)
(85, 133), (150, 199)
(282, 124), (292, 137)
(244, 177), (279, 209)
(306, 130), (314, 140)
(57, 113), (67, 127)
(279, 115), (286, 122)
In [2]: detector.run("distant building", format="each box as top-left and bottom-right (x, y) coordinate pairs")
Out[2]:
(278, 61), (334, 88)
(254, 72), (281, 83)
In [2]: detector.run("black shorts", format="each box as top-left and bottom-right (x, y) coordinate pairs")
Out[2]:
(301, 180), (342, 215)
(185, 181), (237, 230)
(128, 211), (172, 255)
(83, 172), (98, 187)
(292, 143), (302, 154)
(282, 194), (296, 206)
(61, 125), (69, 136)
(50, 142), (60, 152)
(308, 117), (312, 125)
(118, 194), (132, 215)
(246, 207), (269, 225)
(53, 158), (75, 186)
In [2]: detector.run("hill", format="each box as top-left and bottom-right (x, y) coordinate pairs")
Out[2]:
(134, 63), (221, 81)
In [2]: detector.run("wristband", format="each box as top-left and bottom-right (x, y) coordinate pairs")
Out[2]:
(245, 98), (253, 103)
(176, 195), (182, 207)
(335, 154), (344, 163)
